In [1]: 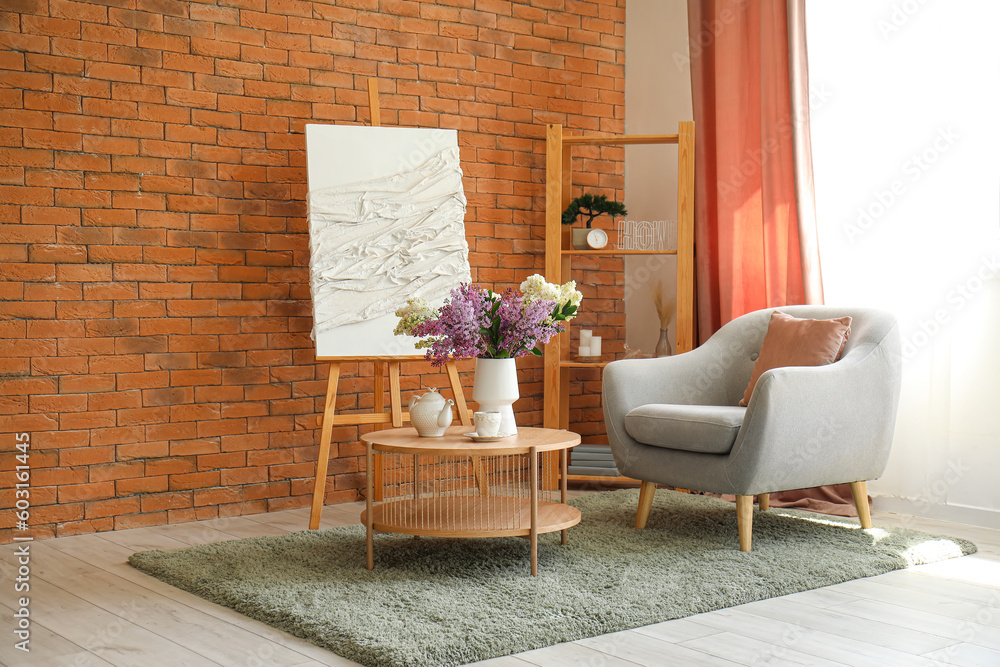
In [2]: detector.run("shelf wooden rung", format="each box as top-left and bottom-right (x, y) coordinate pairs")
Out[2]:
(563, 133), (680, 146)
(561, 249), (678, 256)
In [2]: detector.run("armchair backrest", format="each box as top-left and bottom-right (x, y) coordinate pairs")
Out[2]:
(703, 306), (900, 406)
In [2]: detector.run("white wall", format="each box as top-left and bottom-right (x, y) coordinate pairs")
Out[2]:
(624, 0), (692, 356)
(806, 1), (1000, 526)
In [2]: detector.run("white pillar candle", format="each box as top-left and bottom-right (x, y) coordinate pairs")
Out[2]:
(578, 345), (591, 357)
(591, 336), (602, 357)
(579, 329), (593, 347)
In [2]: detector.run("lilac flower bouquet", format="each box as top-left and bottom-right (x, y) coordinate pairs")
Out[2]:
(394, 274), (582, 367)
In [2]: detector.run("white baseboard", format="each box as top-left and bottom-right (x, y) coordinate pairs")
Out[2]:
(873, 495), (1000, 531)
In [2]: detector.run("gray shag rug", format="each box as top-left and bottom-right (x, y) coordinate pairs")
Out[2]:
(129, 489), (976, 667)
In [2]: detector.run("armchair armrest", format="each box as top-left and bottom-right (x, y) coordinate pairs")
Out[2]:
(603, 336), (756, 474)
(603, 347), (723, 407)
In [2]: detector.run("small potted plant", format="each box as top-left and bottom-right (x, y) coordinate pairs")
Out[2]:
(562, 193), (627, 250)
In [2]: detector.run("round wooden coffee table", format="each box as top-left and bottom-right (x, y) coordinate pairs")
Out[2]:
(360, 425), (581, 576)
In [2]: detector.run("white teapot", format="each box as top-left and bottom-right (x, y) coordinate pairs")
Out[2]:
(408, 389), (454, 437)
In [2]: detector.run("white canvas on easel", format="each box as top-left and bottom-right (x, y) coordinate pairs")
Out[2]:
(305, 124), (471, 358)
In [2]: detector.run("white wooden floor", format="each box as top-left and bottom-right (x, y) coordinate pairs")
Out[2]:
(2, 495), (1000, 667)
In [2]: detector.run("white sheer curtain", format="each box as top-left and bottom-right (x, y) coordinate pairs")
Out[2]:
(806, 1), (1000, 526)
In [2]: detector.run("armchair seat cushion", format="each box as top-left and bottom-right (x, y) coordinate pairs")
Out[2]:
(624, 404), (746, 454)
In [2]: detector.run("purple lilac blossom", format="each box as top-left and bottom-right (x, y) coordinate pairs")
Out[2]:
(495, 289), (561, 357)
(413, 283), (489, 366)
(413, 283), (565, 366)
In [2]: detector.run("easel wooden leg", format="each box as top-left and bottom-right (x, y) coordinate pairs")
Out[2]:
(445, 360), (486, 495)
(373, 360), (385, 416)
(310, 362), (341, 530)
(367, 77), (381, 127)
(445, 360), (471, 426)
(388, 362), (403, 428)
(309, 354), (476, 529)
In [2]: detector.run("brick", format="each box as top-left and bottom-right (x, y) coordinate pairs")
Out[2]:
(85, 497), (141, 519)
(58, 481), (115, 503)
(116, 441), (170, 461)
(0, 185), (53, 206)
(116, 475), (168, 495)
(114, 512), (168, 530)
(0, 224), (51, 244)
(116, 335), (169, 354)
(187, 486), (237, 507)
(25, 503), (84, 526)
(0, 301), (56, 319)
(0, 262), (56, 281)
(58, 374), (115, 394)
(0, 50), (25, 73)
(87, 389), (142, 412)
(29, 393), (87, 413)
(117, 406), (170, 425)
(89, 461), (145, 483)
(140, 491), (192, 512)
(142, 387), (193, 406)
(169, 470), (220, 490)
(31, 356), (87, 376)
(243, 481), (291, 501)
(90, 425), (145, 447)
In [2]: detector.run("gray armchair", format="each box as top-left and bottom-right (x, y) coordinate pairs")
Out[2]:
(603, 306), (902, 551)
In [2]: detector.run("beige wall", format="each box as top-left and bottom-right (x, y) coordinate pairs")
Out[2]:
(624, 1), (693, 356)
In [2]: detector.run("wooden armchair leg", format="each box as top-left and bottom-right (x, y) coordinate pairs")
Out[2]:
(736, 495), (753, 552)
(636, 480), (656, 529)
(757, 493), (769, 511)
(850, 481), (872, 529)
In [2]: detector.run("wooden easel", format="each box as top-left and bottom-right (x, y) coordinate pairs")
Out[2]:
(308, 357), (472, 529)
(308, 79), (473, 530)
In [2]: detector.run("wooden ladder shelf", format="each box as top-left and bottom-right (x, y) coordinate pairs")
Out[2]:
(541, 122), (696, 486)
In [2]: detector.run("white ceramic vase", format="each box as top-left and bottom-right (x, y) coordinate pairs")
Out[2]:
(471, 357), (519, 436)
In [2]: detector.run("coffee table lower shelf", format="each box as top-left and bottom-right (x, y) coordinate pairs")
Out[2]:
(362, 496), (581, 538)
(361, 426), (581, 575)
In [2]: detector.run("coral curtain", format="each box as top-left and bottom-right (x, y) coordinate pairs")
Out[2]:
(688, 0), (823, 341)
(689, 0), (857, 515)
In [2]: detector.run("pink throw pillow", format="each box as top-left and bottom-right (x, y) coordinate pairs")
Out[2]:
(740, 311), (852, 407)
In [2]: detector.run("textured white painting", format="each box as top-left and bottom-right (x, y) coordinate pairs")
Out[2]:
(305, 124), (471, 358)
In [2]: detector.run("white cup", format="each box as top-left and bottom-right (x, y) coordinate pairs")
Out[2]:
(473, 411), (502, 437)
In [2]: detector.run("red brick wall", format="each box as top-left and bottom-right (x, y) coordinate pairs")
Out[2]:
(0, 0), (625, 541)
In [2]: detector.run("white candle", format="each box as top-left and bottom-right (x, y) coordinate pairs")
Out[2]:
(578, 345), (591, 357)
(580, 330), (593, 347)
(591, 336), (602, 357)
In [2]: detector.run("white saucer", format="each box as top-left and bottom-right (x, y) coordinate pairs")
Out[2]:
(463, 432), (510, 442)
